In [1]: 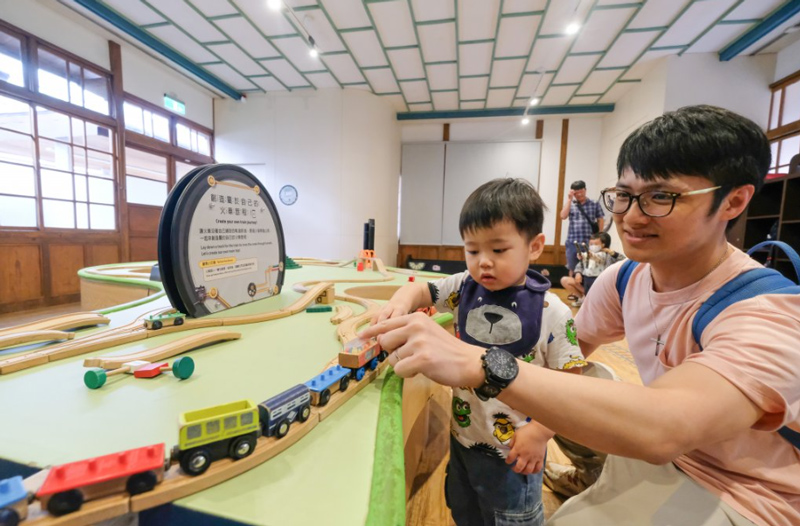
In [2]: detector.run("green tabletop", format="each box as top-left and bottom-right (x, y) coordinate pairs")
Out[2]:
(0, 263), (413, 525)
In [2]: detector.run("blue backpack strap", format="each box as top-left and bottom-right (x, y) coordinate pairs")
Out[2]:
(615, 259), (639, 305)
(747, 240), (800, 282)
(779, 427), (800, 450)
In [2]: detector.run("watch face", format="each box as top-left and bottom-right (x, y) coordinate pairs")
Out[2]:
(486, 348), (518, 382)
(279, 185), (297, 206)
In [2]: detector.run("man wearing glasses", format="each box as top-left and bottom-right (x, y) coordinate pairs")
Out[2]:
(363, 105), (800, 525)
(560, 181), (605, 306)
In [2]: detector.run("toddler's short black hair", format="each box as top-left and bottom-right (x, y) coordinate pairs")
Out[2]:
(617, 105), (770, 229)
(590, 231), (611, 248)
(459, 178), (546, 240)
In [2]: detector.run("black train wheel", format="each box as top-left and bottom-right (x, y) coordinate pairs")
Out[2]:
(174, 317), (184, 326)
(180, 448), (212, 476)
(0, 508), (20, 526)
(297, 404), (311, 422)
(318, 388), (331, 406)
(229, 435), (257, 459)
(126, 470), (158, 495)
(152, 320), (163, 330)
(48, 489), (84, 516)
(339, 376), (350, 392)
(275, 419), (291, 439)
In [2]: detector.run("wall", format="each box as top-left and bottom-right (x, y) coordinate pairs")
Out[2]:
(774, 37), (800, 82)
(214, 89), (401, 262)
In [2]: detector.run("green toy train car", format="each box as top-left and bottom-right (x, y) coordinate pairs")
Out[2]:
(144, 312), (186, 330)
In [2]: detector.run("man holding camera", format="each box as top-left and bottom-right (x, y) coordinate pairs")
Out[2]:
(560, 181), (605, 306)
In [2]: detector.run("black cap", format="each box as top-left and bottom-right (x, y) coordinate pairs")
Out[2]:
(570, 180), (586, 190)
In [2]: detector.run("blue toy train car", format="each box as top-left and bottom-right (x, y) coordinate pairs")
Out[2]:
(0, 476), (28, 526)
(305, 365), (351, 406)
(258, 384), (312, 439)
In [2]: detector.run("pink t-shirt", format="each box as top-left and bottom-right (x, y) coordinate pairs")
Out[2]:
(576, 247), (800, 526)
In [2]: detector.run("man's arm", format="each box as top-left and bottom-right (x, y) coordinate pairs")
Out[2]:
(560, 189), (575, 220)
(597, 217), (605, 231)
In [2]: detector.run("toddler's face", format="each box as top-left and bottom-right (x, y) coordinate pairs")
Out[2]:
(463, 220), (542, 291)
(589, 240), (603, 253)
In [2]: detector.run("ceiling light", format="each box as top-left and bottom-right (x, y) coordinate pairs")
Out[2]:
(521, 117), (530, 125)
(529, 98), (540, 106)
(267, 0), (282, 11)
(565, 22), (581, 35)
(308, 35), (318, 58)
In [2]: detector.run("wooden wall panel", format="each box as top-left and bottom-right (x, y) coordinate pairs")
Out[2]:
(128, 205), (162, 236)
(0, 245), (42, 304)
(86, 244), (120, 267)
(130, 236), (158, 262)
(398, 244), (565, 267)
(49, 244), (85, 296)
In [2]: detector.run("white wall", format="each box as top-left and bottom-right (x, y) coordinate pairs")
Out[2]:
(561, 117), (604, 245)
(1, 0), (215, 129)
(775, 37), (800, 82)
(215, 89), (401, 262)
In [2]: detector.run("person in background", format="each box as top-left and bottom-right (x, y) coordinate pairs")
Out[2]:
(560, 232), (624, 306)
(560, 181), (605, 305)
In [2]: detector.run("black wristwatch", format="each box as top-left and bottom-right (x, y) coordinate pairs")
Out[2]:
(475, 347), (519, 401)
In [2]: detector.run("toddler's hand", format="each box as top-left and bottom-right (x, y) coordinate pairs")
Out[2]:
(370, 302), (410, 325)
(505, 423), (550, 475)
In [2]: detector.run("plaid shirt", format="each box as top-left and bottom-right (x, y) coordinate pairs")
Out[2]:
(566, 198), (604, 244)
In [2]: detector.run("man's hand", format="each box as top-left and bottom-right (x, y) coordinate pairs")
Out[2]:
(359, 312), (485, 388)
(567, 189), (575, 200)
(575, 273), (582, 284)
(505, 422), (552, 475)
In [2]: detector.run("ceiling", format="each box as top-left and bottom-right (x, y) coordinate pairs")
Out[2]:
(65, 0), (800, 117)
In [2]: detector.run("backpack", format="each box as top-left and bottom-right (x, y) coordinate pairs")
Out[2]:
(615, 240), (800, 449)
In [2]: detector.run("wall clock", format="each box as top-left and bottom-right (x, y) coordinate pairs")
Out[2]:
(279, 184), (298, 206)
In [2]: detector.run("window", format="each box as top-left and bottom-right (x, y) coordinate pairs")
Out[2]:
(176, 160), (199, 181)
(124, 101), (169, 142)
(769, 74), (800, 132)
(176, 122), (211, 156)
(125, 147), (167, 206)
(0, 28), (24, 87)
(768, 131), (800, 177)
(36, 106), (116, 229)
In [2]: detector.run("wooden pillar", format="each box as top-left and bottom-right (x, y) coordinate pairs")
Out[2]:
(109, 41), (130, 262)
(553, 119), (569, 265)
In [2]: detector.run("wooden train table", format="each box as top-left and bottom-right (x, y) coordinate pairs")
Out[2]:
(0, 260), (444, 526)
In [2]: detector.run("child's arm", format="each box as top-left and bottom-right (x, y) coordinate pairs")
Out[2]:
(370, 282), (433, 325)
(506, 421), (553, 475)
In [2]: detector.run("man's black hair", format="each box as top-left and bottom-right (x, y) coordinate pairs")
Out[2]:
(570, 180), (586, 191)
(459, 178), (546, 240)
(617, 105), (770, 229)
(590, 231), (611, 248)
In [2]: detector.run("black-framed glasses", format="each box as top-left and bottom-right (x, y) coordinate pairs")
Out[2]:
(600, 186), (721, 218)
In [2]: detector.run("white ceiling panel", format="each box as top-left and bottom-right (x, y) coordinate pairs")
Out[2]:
(364, 68), (400, 93)
(597, 30), (659, 68)
(725, 0), (784, 21)
(419, 23), (457, 63)
(512, 98), (528, 107)
(400, 79), (430, 103)
(147, 0), (225, 42)
(272, 37), (326, 72)
(301, 9), (347, 52)
(348, 84), (371, 91)
(553, 54), (600, 85)
(203, 63), (257, 89)
(655, 0), (739, 48)
(342, 30), (388, 68)
(411, 0), (455, 22)
(369, 1), (417, 48)
(320, 0), (371, 29)
(460, 76), (489, 100)
(321, 54), (365, 83)
(527, 36), (571, 72)
(577, 69), (621, 95)
(739, 11), (800, 55)
(187, 0), (238, 18)
(147, 25), (218, 63)
(388, 48), (425, 80)
(305, 71), (339, 88)
(495, 15), (540, 58)
(487, 88), (515, 108)
(286, 0), (319, 7)
(459, 42), (493, 76)
(572, 7), (637, 53)
(250, 75), (288, 91)
(233, 0), (298, 36)
(207, 43), (265, 76)
(570, 95), (600, 105)
(432, 91), (459, 110)
(757, 30), (800, 54)
(260, 59), (309, 87)
(503, 0), (547, 14)
(382, 94), (408, 112)
(103, 0), (164, 25)
(621, 49), (672, 80)
(599, 81), (635, 103)
(427, 63), (458, 90)
(461, 101), (485, 109)
(598, 0), (641, 4)
(628, 0), (691, 30)
(458, 0), (501, 41)
(490, 59), (526, 88)
(517, 72), (553, 97)
(686, 22), (751, 54)
(214, 17), (281, 58)
(540, 0), (591, 35)
(541, 84), (577, 106)
(408, 102), (433, 111)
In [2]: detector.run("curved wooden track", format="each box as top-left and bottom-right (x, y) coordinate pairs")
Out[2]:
(0, 330), (75, 351)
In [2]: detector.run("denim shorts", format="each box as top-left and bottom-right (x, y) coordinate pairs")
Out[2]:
(445, 436), (544, 526)
(565, 244), (579, 272)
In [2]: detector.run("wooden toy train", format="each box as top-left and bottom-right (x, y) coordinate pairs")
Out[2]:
(0, 336), (387, 523)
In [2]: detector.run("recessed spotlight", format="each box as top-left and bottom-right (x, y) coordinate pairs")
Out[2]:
(267, 0), (282, 11)
(309, 47), (319, 58)
(565, 22), (581, 35)
(529, 98), (540, 106)
(521, 117), (530, 125)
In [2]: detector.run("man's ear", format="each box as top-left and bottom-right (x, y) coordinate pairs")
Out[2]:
(720, 184), (755, 222)
(529, 233), (546, 261)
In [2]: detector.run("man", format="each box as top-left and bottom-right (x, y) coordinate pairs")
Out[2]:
(362, 106), (800, 525)
(560, 181), (604, 306)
